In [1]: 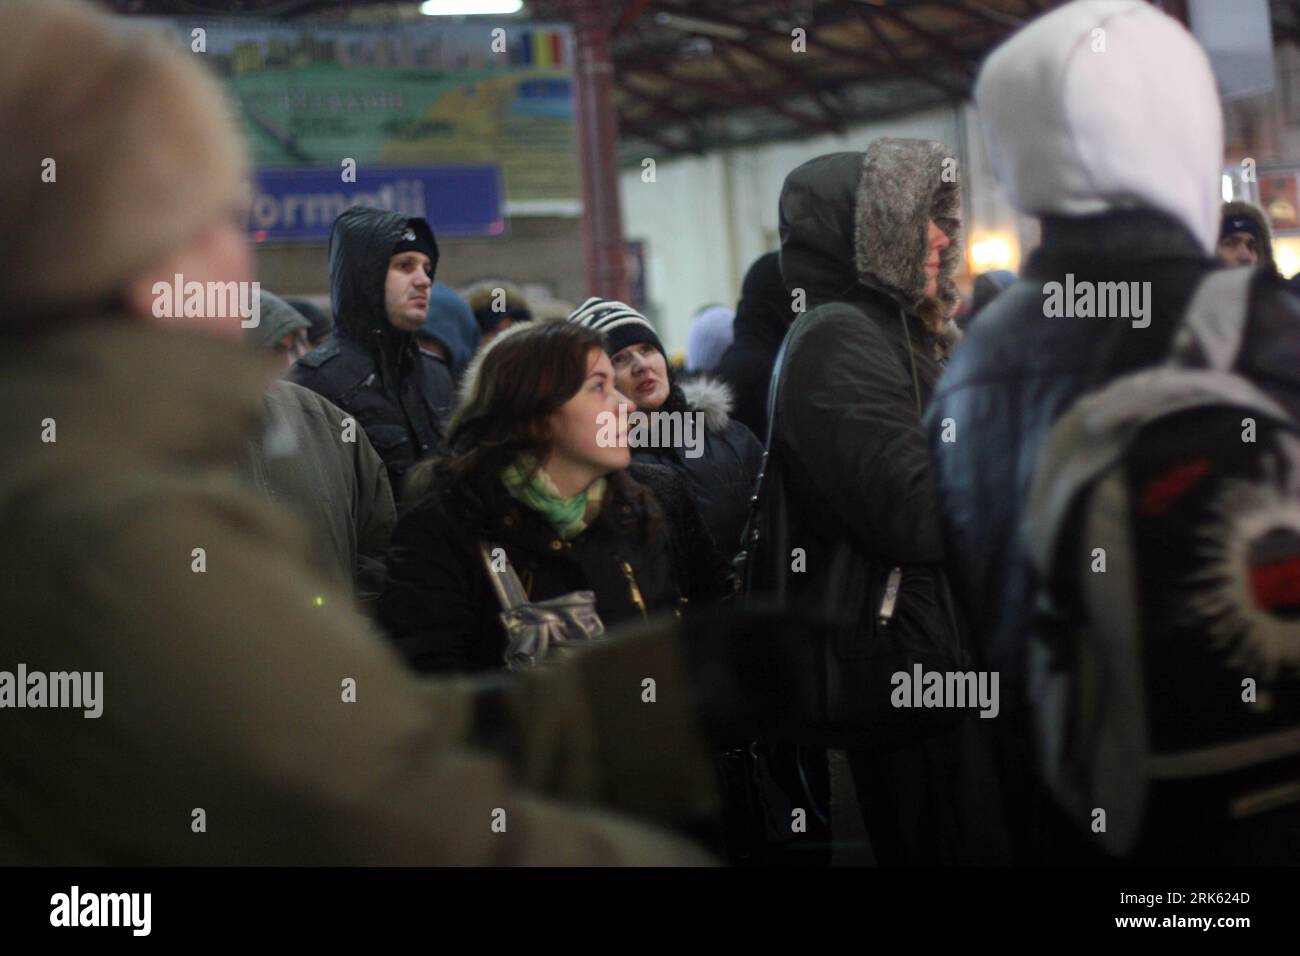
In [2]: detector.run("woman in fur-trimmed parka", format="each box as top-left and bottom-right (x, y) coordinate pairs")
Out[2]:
(568, 298), (765, 557)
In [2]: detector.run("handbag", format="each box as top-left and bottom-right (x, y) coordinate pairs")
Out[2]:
(478, 542), (606, 671)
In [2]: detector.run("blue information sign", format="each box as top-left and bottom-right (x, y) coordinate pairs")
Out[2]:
(248, 165), (505, 243)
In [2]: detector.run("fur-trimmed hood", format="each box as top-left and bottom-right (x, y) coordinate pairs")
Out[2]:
(678, 376), (736, 435)
(778, 140), (962, 321)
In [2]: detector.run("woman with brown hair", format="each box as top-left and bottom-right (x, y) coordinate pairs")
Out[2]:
(378, 319), (729, 674)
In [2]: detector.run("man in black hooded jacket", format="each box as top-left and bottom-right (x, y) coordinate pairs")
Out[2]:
(290, 207), (444, 501)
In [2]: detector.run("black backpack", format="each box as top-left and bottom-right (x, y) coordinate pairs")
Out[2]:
(1024, 266), (1300, 855)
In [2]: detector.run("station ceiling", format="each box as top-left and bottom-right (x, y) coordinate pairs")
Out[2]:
(106, 1), (1300, 163)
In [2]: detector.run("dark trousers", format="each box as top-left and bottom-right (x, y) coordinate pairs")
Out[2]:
(849, 717), (1011, 865)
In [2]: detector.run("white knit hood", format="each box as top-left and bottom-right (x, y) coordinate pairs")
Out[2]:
(974, 0), (1224, 254)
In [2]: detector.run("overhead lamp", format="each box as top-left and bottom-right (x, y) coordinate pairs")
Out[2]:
(419, 1), (524, 15)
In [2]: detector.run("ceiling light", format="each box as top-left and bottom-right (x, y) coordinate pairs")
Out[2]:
(419, 1), (524, 16)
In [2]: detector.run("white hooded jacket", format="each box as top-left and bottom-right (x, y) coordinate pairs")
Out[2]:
(974, 0), (1224, 254)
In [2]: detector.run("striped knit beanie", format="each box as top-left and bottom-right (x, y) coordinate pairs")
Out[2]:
(567, 297), (666, 360)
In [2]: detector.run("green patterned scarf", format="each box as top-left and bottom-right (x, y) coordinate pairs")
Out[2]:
(501, 454), (606, 540)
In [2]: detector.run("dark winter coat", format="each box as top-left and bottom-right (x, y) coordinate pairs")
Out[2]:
(379, 462), (731, 675)
(420, 351), (459, 427)
(927, 213), (1300, 866)
(772, 144), (965, 660)
(632, 377), (764, 557)
(758, 143), (1009, 866)
(288, 207), (444, 501)
(922, 0), (1300, 865)
(715, 251), (799, 439)
(928, 210), (1300, 690)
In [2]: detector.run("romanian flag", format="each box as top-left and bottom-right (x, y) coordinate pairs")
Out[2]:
(528, 29), (565, 67)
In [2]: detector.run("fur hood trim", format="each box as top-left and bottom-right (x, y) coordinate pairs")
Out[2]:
(855, 138), (962, 319)
(679, 376), (734, 434)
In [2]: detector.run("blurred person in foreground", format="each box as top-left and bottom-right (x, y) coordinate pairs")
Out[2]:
(0, 0), (828, 866)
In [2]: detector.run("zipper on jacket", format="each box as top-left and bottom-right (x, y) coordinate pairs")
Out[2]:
(621, 561), (648, 619)
(340, 371), (378, 406)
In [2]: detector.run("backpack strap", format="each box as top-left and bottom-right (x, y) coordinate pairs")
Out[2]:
(1027, 266), (1284, 581)
(1169, 265), (1257, 371)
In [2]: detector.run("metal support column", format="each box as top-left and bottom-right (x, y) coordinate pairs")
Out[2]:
(572, 0), (628, 303)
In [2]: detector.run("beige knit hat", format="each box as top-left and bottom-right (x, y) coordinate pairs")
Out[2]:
(0, 0), (249, 319)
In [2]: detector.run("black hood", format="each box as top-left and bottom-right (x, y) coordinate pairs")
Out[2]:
(778, 141), (961, 317)
(328, 206), (439, 346)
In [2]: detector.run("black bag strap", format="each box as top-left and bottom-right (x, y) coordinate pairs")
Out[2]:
(762, 324), (796, 453)
(735, 322), (799, 602)
(739, 314), (859, 611)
